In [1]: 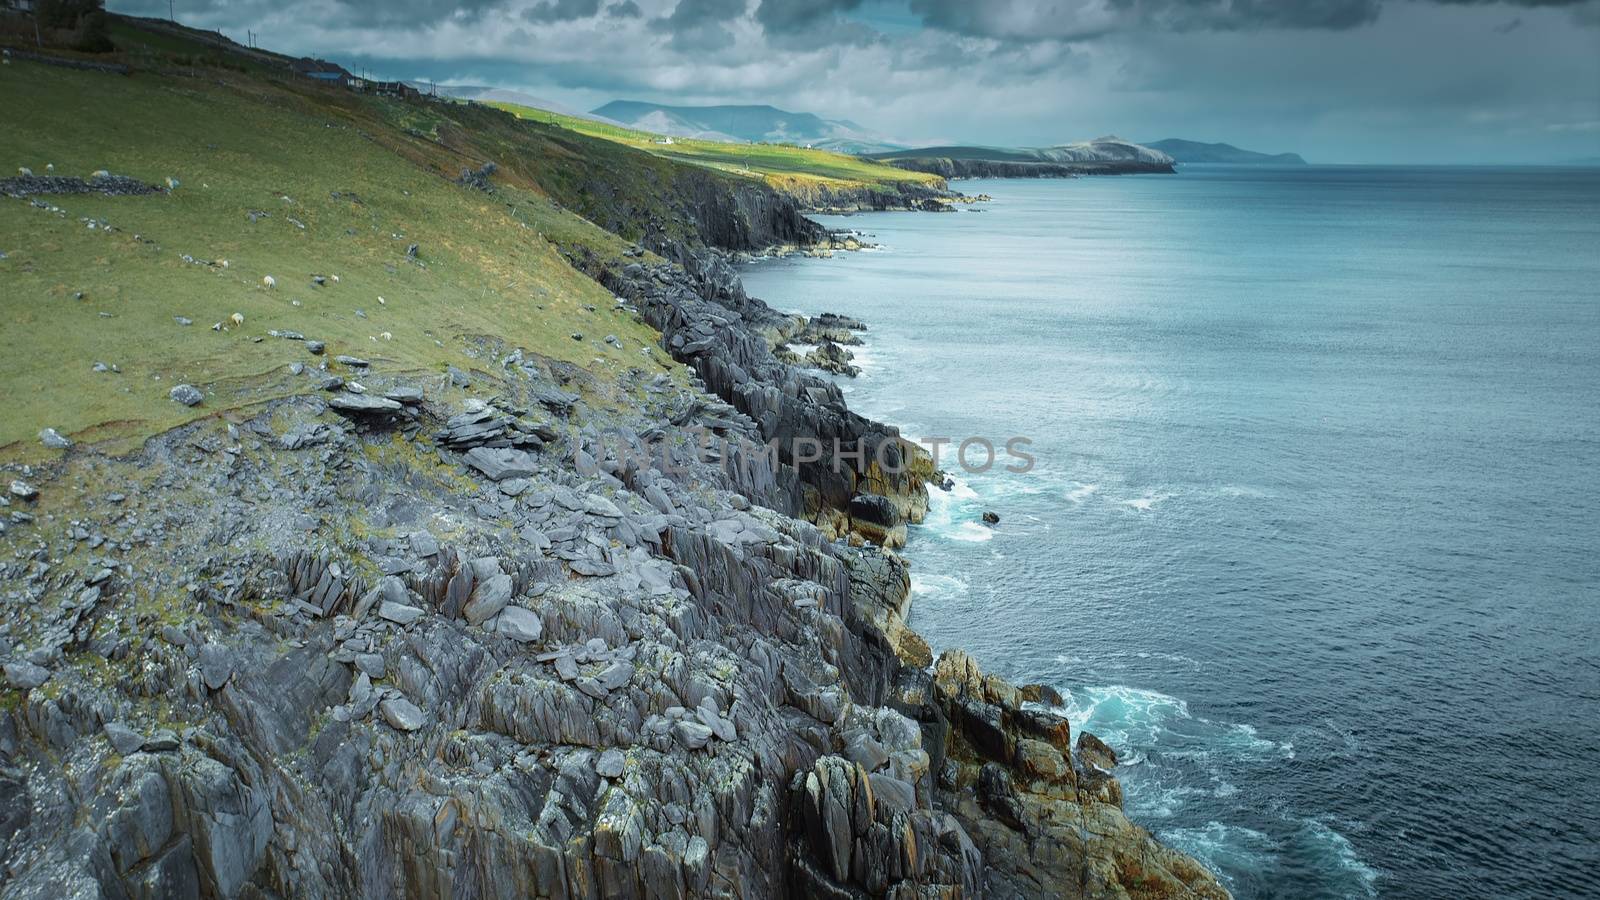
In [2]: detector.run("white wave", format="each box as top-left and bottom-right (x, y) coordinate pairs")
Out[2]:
(1129, 781), (1211, 819)
(1066, 482), (1100, 503)
(844, 342), (881, 375)
(1301, 819), (1381, 896)
(941, 522), (995, 543)
(1119, 492), (1171, 511)
(1157, 822), (1280, 886)
(1132, 650), (1202, 669)
(909, 572), (969, 599)
(1217, 484), (1271, 499)
(1061, 684), (1191, 749)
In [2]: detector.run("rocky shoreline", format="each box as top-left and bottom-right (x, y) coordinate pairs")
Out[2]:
(0, 190), (1226, 897)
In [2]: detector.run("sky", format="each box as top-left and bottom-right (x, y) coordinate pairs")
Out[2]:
(107, 0), (1600, 164)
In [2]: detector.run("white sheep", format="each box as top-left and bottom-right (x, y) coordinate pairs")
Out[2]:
(262, 275), (276, 289)
(379, 331), (392, 341)
(92, 169), (110, 179)
(230, 313), (244, 327)
(18, 167), (31, 177)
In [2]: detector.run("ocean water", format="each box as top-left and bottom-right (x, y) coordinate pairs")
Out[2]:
(739, 166), (1600, 899)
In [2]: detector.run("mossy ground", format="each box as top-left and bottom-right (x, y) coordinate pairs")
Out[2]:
(0, 55), (671, 460)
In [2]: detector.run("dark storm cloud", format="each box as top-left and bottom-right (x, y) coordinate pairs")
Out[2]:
(909, 0), (1599, 40)
(657, 0), (747, 30)
(116, 0), (513, 26)
(104, 0), (1600, 163)
(524, 0), (601, 23)
(754, 0), (862, 32)
(754, 0), (878, 48)
(653, 0), (747, 51)
(907, 0), (1383, 40)
(1430, 0), (1591, 5)
(1114, 0), (1385, 31)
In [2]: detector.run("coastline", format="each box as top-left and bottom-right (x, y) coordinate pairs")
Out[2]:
(0, 236), (1231, 900)
(0, 74), (1224, 896)
(607, 241), (1236, 897)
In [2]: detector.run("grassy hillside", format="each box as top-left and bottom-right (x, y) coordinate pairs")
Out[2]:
(0, 47), (681, 460)
(484, 100), (942, 195)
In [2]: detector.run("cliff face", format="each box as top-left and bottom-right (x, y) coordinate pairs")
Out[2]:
(768, 177), (960, 213)
(868, 137), (1176, 180)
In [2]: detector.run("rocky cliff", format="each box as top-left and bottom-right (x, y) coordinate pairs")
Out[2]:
(884, 158), (1175, 179)
(765, 178), (961, 213)
(0, 237), (1229, 899)
(868, 137), (1176, 180)
(0, 70), (1223, 897)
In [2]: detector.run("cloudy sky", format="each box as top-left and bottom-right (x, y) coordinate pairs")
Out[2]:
(109, 0), (1600, 163)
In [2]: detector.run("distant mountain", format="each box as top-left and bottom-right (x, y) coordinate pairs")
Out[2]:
(1144, 139), (1307, 165)
(866, 137), (1175, 178)
(590, 101), (904, 152)
(434, 85), (626, 126)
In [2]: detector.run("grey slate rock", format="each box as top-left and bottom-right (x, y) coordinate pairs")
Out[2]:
(378, 601), (425, 625)
(38, 428), (72, 449)
(596, 748), (625, 778)
(380, 696), (426, 731)
(3, 660), (51, 689)
(141, 730), (180, 752)
(497, 606), (542, 642)
(328, 394), (402, 413)
(463, 573), (513, 625)
(673, 720), (713, 750)
(168, 384), (203, 407)
(408, 531), (439, 558)
(464, 447), (537, 482)
(198, 642), (233, 690)
(102, 721), (144, 755)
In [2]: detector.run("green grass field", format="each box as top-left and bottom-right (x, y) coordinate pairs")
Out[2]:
(484, 100), (943, 193)
(0, 56), (672, 459)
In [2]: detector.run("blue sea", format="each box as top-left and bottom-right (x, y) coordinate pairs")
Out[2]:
(739, 166), (1600, 899)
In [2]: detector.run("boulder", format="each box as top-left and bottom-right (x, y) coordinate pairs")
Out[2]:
(38, 428), (72, 449)
(380, 696), (426, 732)
(463, 573), (513, 625)
(463, 447), (538, 482)
(169, 384), (203, 407)
(3, 661), (51, 690)
(497, 606), (542, 642)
